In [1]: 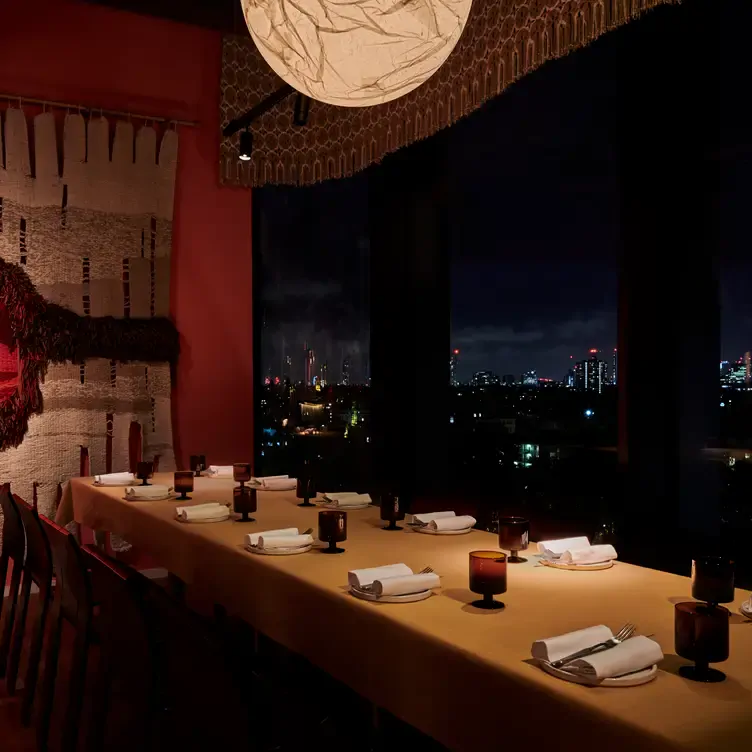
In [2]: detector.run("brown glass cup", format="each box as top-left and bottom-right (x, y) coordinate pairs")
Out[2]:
(469, 550), (507, 610)
(691, 556), (735, 605)
(233, 463), (252, 484)
(234, 485), (257, 523)
(498, 517), (529, 563)
(174, 471), (194, 501)
(136, 461), (153, 486)
(675, 601), (730, 683)
(319, 510), (347, 554)
(380, 492), (405, 530)
(190, 454), (206, 477)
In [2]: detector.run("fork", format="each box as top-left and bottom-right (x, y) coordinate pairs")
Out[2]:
(358, 566), (435, 592)
(550, 623), (637, 668)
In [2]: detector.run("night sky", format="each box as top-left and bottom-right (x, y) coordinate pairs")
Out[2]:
(258, 1), (748, 385)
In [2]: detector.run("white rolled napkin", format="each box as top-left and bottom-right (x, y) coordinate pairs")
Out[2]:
(532, 625), (614, 663)
(258, 477), (297, 491)
(429, 515), (476, 531)
(567, 636), (664, 678)
(537, 536), (591, 559)
(251, 474), (289, 483)
(124, 485), (172, 500)
(206, 465), (233, 478)
(560, 544), (618, 565)
(175, 503), (230, 522)
(324, 492), (372, 507)
(257, 534), (314, 550)
(371, 572), (440, 597)
(348, 563), (413, 589)
(94, 472), (136, 486)
(245, 527), (299, 547)
(412, 511), (456, 524)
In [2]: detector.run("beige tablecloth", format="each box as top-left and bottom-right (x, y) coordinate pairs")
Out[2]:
(63, 474), (752, 752)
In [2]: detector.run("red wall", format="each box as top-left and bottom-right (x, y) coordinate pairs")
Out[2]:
(0, 0), (254, 467)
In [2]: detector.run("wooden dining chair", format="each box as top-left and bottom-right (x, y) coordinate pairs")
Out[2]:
(37, 515), (97, 752)
(82, 545), (155, 752)
(128, 421), (142, 474)
(6, 493), (54, 727)
(0, 483), (25, 679)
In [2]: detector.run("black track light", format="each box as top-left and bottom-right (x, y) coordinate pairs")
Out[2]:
(238, 129), (253, 162)
(293, 94), (311, 126)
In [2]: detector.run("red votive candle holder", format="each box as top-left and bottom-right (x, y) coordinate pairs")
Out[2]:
(469, 550), (507, 610)
(319, 510), (347, 554)
(174, 471), (194, 501)
(675, 601), (730, 683)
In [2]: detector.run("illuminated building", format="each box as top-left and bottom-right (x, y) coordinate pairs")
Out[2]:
(574, 352), (609, 393)
(502, 374), (515, 386)
(471, 370), (500, 387)
(304, 347), (315, 385)
(725, 358), (748, 387)
(612, 348), (618, 385)
(321, 361), (328, 387)
(564, 369), (575, 388)
(341, 357), (350, 386)
(450, 349), (460, 386)
(522, 370), (538, 386)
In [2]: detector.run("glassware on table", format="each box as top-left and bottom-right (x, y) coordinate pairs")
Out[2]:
(380, 491), (405, 530)
(469, 550), (507, 610)
(233, 463), (252, 484)
(136, 461), (153, 486)
(174, 471), (194, 501)
(297, 459), (316, 507)
(234, 485), (257, 523)
(190, 454), (206, 477)
(319, 510), (347, 554)
(675, 556), (735, 683)
(498, 517), (530, 563)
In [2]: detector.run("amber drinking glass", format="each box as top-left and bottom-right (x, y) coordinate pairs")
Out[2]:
(234, 485), (257, 523)
(691, 556), (735, 605)
(233, 463), (252, 484)
(174, 471), (194, 501)
(497, 517), (529, 563)
(380, 492), (405, 530)
(675, 601), (730, 683)
(319, 510), (347, 554)
(469, 551), (507, 610)
(190, 455), (206, 477)
(136, 461), (153, 486)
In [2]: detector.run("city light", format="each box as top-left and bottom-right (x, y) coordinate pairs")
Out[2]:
(585, 409), (594, 417)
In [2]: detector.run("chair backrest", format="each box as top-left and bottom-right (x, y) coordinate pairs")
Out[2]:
(128, 422), (142, 474)
(15, 495), (53, 587)
(80, 446), (90, 478)
(0, 483), (25, 560)
(39, 514), (93, 626)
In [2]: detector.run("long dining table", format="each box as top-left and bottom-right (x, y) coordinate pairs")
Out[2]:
(59, 474), (752, 752)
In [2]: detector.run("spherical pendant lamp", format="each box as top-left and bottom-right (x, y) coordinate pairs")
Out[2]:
(241, 0), (473, 107)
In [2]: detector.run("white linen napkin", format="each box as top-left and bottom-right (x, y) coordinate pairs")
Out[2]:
(251, 474), (289, 483)
(175, 503), (230, 522)
(537, 536), (591, 559)
(324, 492), (372, 507)
(412, 511), (456, 524)
(206, 465), (233, 478)
(429, 515), (476, 531)
(531, 625), (614, 663)
(245, 527), (299, 547)
(560, 544), (618, 565)
(567, 636), (663, 678)
(257, 477), (297, 491)
(256, 534), (314, 550)
(124, 485), (172, 500)
(348, 563), (413, 589)
(94, 472), (135, 486)
(371, 572), (441, 596)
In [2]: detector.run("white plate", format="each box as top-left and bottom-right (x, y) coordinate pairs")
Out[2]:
(246, 544), (313, 556)
(123, 492), (178, 502)
(349, 586), (433, 603)
(539, 559), (615, 571)
(540, 660), (658, 687)
(741, 601), (752, 619)
(317, 501), (373, 511)
(177, 513), (231, 524)
(413, 525), (474, 536)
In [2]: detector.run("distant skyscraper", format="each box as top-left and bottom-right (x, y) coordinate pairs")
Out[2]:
(522, 370), (538, 386)
(574, 352), (608, 393)
(283, 354), (292, 383)
(305, 347), (315, 385)
(321, 361), (328, 387)
(725, 358), (748, 387)
(341, 357), (351, 386)
(612, 348), (618, 386)
(450, 349), (460, 386)
(471, 371), (500, 387)
(564, 369), (575, 388)
(745, 351), (751, 386)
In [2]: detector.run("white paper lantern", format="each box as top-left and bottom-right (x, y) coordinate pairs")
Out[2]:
(242, 0), (473, 107)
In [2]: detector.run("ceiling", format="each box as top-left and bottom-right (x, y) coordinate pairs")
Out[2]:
(84, 0), (246, 33)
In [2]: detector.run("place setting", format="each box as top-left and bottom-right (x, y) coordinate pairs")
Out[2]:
(317, 491), (373, 510)
(407, 510), (477, 535)
(93, 471), (136, 487)
(244, 527), (314, 556)
(536, 536), (618, 571)
(531, 623), (664, 687)
(348, 563), (441, 603)
(174, 502), (232, 524)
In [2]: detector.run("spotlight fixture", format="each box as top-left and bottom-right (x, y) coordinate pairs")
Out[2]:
(293, 94), (311, 127)
(238, 129), (253, 162)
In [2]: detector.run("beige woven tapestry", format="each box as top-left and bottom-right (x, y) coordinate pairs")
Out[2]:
(220, 0), (678, 187)
(0, 108), (177, 520)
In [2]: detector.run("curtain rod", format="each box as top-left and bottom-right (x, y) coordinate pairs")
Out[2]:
(0, 93), (197, 127)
